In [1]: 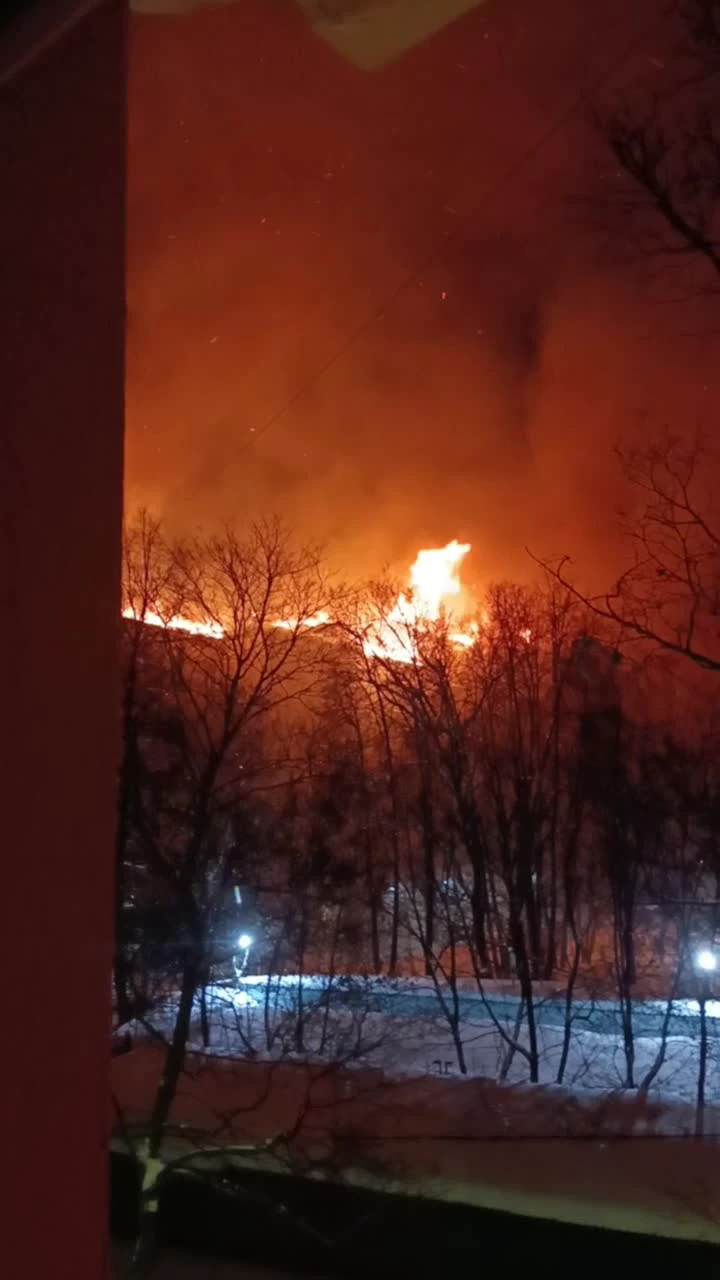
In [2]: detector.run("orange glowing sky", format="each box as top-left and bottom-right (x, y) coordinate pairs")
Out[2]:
(126, 0), (720, 592)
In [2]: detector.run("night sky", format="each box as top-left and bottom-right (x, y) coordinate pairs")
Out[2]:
(127, 0), (720, 591)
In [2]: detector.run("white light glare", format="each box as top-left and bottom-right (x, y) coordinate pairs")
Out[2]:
(695, 948), (717, 973)
(232, 990), (255, 1008)
(238, 932), (253, 950)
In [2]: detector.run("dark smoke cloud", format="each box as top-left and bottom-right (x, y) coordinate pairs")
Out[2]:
(126, 0), (720, 593)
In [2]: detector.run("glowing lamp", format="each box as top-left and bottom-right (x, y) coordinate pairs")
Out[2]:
(695, 948), (717, 973)
(237, 933), (253, 951)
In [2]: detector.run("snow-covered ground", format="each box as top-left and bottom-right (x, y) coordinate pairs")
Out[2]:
(113, 975), (720, 1244)
(231, 971), (720, 1036)
(122, 973), (720, 1119)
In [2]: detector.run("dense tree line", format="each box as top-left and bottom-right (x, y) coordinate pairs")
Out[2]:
(115, 513), (720, 1086)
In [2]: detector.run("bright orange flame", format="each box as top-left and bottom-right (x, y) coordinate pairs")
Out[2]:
(362, 541), (475, 663)
(272, 610), (332, 633)
(449, 621), (480, 649)
(409, 540), (470, 618)
(122, 541), (480, 664)
(121, 606), (224, 640)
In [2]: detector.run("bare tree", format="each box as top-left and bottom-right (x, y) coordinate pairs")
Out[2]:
(552, 6), (720, 670)
(580, 702), (642, 1089)
(351, 581), (607, 1086)
(538, 435), (720, 673)
(117, 515), (339, 1259)
(116, 512), (185, 1025)
(601, 1), (720, 288)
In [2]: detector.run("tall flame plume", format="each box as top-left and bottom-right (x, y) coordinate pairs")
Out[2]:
(362, 540), (474, 663)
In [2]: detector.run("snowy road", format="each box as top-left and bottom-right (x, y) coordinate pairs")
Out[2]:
(235, 975), (720, 1040)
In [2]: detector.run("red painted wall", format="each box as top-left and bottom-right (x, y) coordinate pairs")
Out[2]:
(1, 3), (126, 1275)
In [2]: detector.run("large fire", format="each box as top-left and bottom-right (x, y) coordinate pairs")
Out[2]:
(361, 540), (475, 663)
(123, 540), (478, 663)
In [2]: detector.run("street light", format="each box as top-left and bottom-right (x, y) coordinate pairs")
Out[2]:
(695, 948), (717, 973)
(234, 932), (253, 982)
(693, 946), (716, 1138)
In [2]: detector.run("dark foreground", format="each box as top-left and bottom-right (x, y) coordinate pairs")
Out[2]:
(111, 1152), (719, 1277)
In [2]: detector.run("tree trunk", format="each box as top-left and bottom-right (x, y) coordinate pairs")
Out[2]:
(499, 999), (525, 1082)
(470, 873), (488, 969)
(618, 982), (635, 1090)
(362, 833), (381, 973)
(696, 994), (708, 1138)
(199, 981), (210, 1050)
(556, 938), (581, 1085)
(422, 837), (435, 976)
(388, 867), (400, 976)
(295, 900), (307, 1053)
(133, 955), (199, 1268)
(544, 850), (558, 980)
(510, 908), (539, 1082)
(148, 957), (198, 1158)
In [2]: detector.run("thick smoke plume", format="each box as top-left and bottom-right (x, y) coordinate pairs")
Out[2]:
(126, 0), (720, 592)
